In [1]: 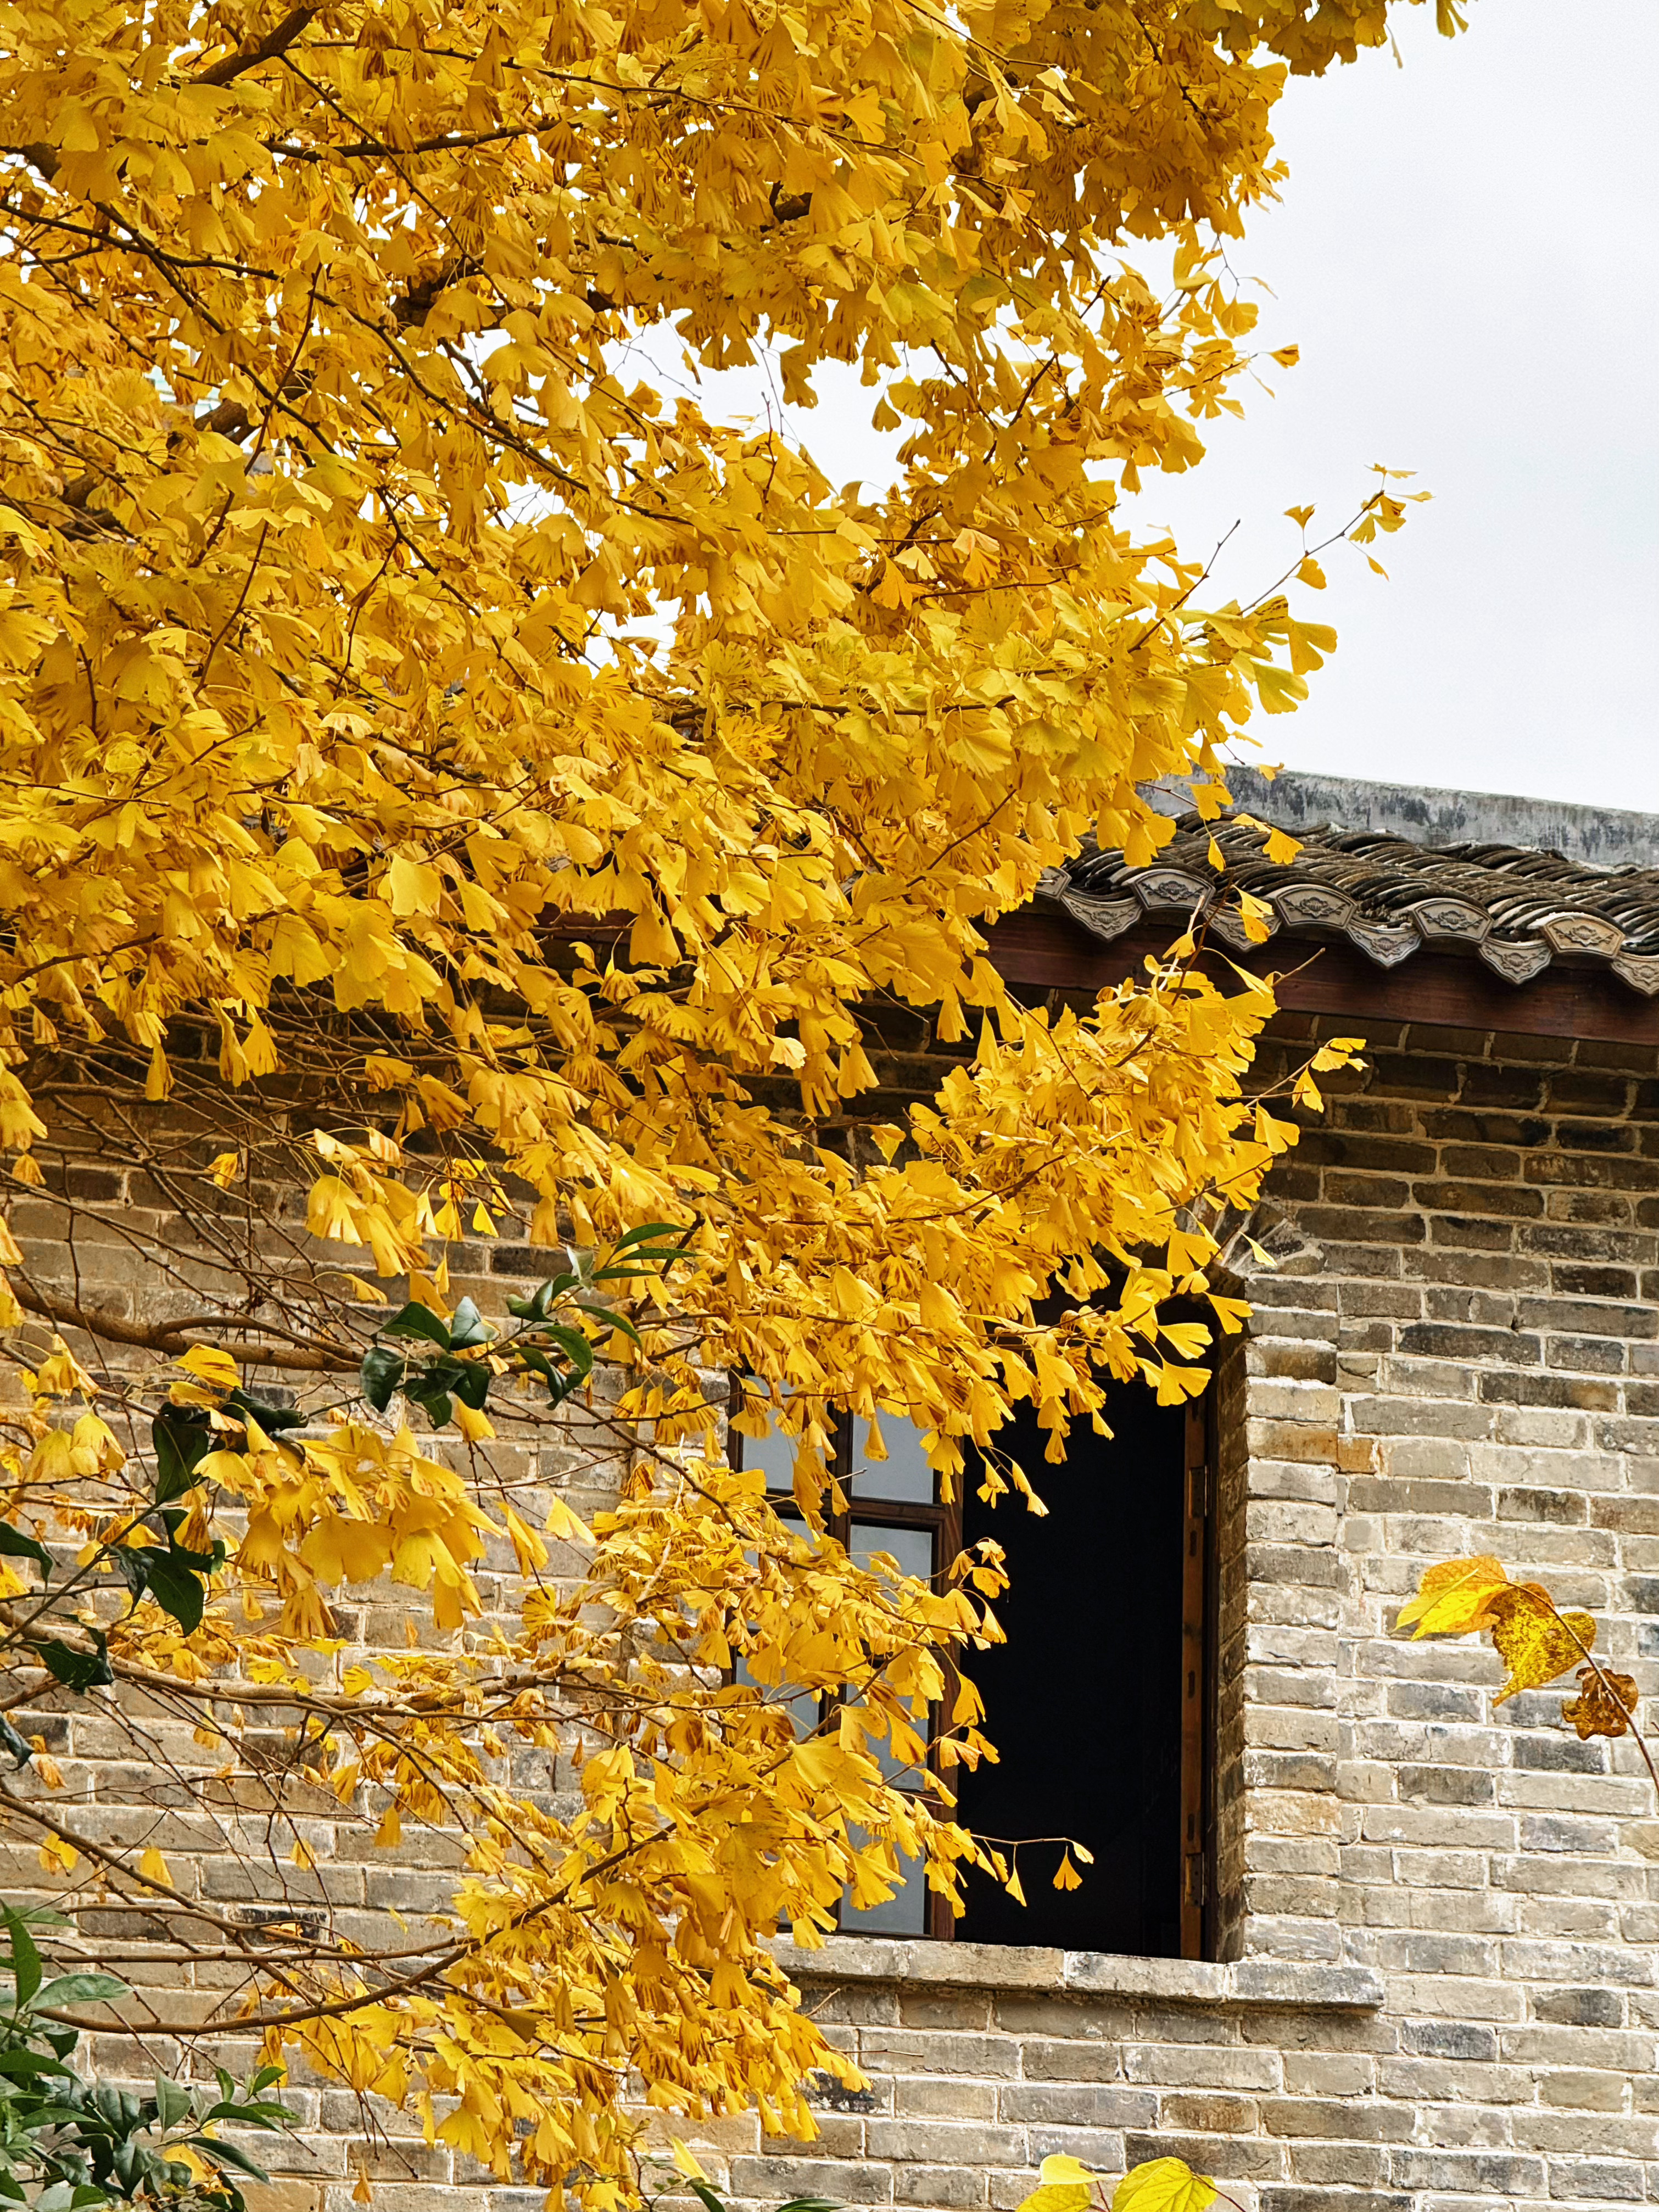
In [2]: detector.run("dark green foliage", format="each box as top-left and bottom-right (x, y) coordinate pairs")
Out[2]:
(0, 1907), (291, 2212)
(358, 1225), (693, 1429)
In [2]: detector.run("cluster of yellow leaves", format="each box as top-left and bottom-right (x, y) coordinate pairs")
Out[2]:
(1019, 2153), (1219, 2212)
(1398, 1556), (1645, 1751)
(0, 0), (1450, 2192)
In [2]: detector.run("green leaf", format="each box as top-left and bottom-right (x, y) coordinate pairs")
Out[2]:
(140, 1552), (205, 1636)
(578, 1301), (642, 1348)
(379, 1300), (451, 1349)
(34, 1974), (129, 2010)
(535, 1323), (595, 1377)
(441, 1360), (490, 1412)
(3, 1906), (43, 2005)
(359, 1345), (406, 1413)
(507, 1276), (577, 1321)
(153, 2077), (191, 2131)
(38, 1632), (112, 1693)
(611, 1221), (689, 1250)
(0, 1718), (33, 1770)
(0, 2046), (70, 2079)
(445, 1296), (492, 1349)
(0, 1521), (51, 1578)
(189, 2139), (271, 2183)
(152, 1412), (212, 1505)
(224, 1392), (306, 1435)
(109, 1546), (152, 1598)
(401, 1377), (453, 1428)
(164, 1532), (225, 1577)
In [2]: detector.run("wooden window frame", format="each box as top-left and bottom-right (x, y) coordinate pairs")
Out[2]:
(1182, 1390), (1216, 1962)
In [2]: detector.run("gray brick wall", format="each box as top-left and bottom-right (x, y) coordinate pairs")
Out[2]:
(14, 1009), (1659, 2212)
(719, 1015), (1659, 2212)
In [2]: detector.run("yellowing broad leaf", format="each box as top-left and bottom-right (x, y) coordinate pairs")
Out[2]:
(1486, 1585), (1596, 1704)
(1397, 1555), (1511, 1639)
(1017, 2153), (1098, 2212)
(1113, 2158), (1217, 2212)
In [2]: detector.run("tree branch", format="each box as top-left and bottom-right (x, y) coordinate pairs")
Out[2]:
(12, 1277), (358, 1372)
(195, 0), (325, 86)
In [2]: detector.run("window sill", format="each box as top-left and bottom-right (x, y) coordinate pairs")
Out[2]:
(770, 1935), (1383, 2010)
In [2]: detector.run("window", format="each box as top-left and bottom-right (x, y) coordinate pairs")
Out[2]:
(735, 1393), (958, 1937)
(734, 1377), (1211, 1958)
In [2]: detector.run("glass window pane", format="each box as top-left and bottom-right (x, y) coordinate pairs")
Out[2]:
(736, 1387), (797, 1492)
(850, 1413), (935, 1503)
(738, 1512), (820, 1736)
(851, 1521), (936, 1586)
(848, 1523), (935, 1787)
(841, 1831), (928, 1936)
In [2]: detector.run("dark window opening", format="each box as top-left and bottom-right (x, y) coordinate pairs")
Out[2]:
(733, 1373), (1211, 1957)
(954, 1379), (1201, 1957)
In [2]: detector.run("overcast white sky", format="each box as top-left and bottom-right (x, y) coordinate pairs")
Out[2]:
(649, 0), (1658, 815)
(1137, 0), (1659, 814)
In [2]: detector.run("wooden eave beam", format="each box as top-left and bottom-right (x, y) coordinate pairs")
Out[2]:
(985, 911), (1659, 1050)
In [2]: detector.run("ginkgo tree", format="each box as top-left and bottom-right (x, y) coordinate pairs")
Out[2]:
(0, 0), (1444, 2198)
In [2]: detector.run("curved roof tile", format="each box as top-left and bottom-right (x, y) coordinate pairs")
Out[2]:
(1048, 811), (1659, 997)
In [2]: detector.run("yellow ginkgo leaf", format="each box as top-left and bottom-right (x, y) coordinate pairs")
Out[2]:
(1113, 2158), (1217, 2212)
(1486, 1584), (1595, 1704)
(1053, 1851), (1082, 1891)
(1396, 1555), (1511, 1639)
(176, 1344), (239, 1393)
(137, 1845), (171, 1888)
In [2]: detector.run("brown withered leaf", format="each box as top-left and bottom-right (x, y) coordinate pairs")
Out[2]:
(1486, 1583), (1596, 1705)
(1562, 1665), (1640, 1740)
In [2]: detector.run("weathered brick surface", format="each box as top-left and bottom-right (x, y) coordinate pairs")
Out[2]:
(720, 1020), (1659, 2212)
(16, 1015), (1659, 2212)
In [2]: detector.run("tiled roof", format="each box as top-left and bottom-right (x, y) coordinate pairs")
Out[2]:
(1041, 810), (1659, 998)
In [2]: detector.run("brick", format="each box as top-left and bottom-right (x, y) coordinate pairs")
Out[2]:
(864, 2124), (1026, 2168)
(1538, 2070), (1629, 2112)
(1398, 1322), (1544, 1362)
(1161, 2096), (1261, 2134)
(998, 2086), (1155, 2129)
(1544, 2163), (1647, 2201)
(859, 2034), (1020, 2080)
(1534, 1990), (1626, 2028)
(1122, 2135), (1284, 2182)
(733, 2159), (893, 2204)
(1018, 2041), (1125, 2083)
